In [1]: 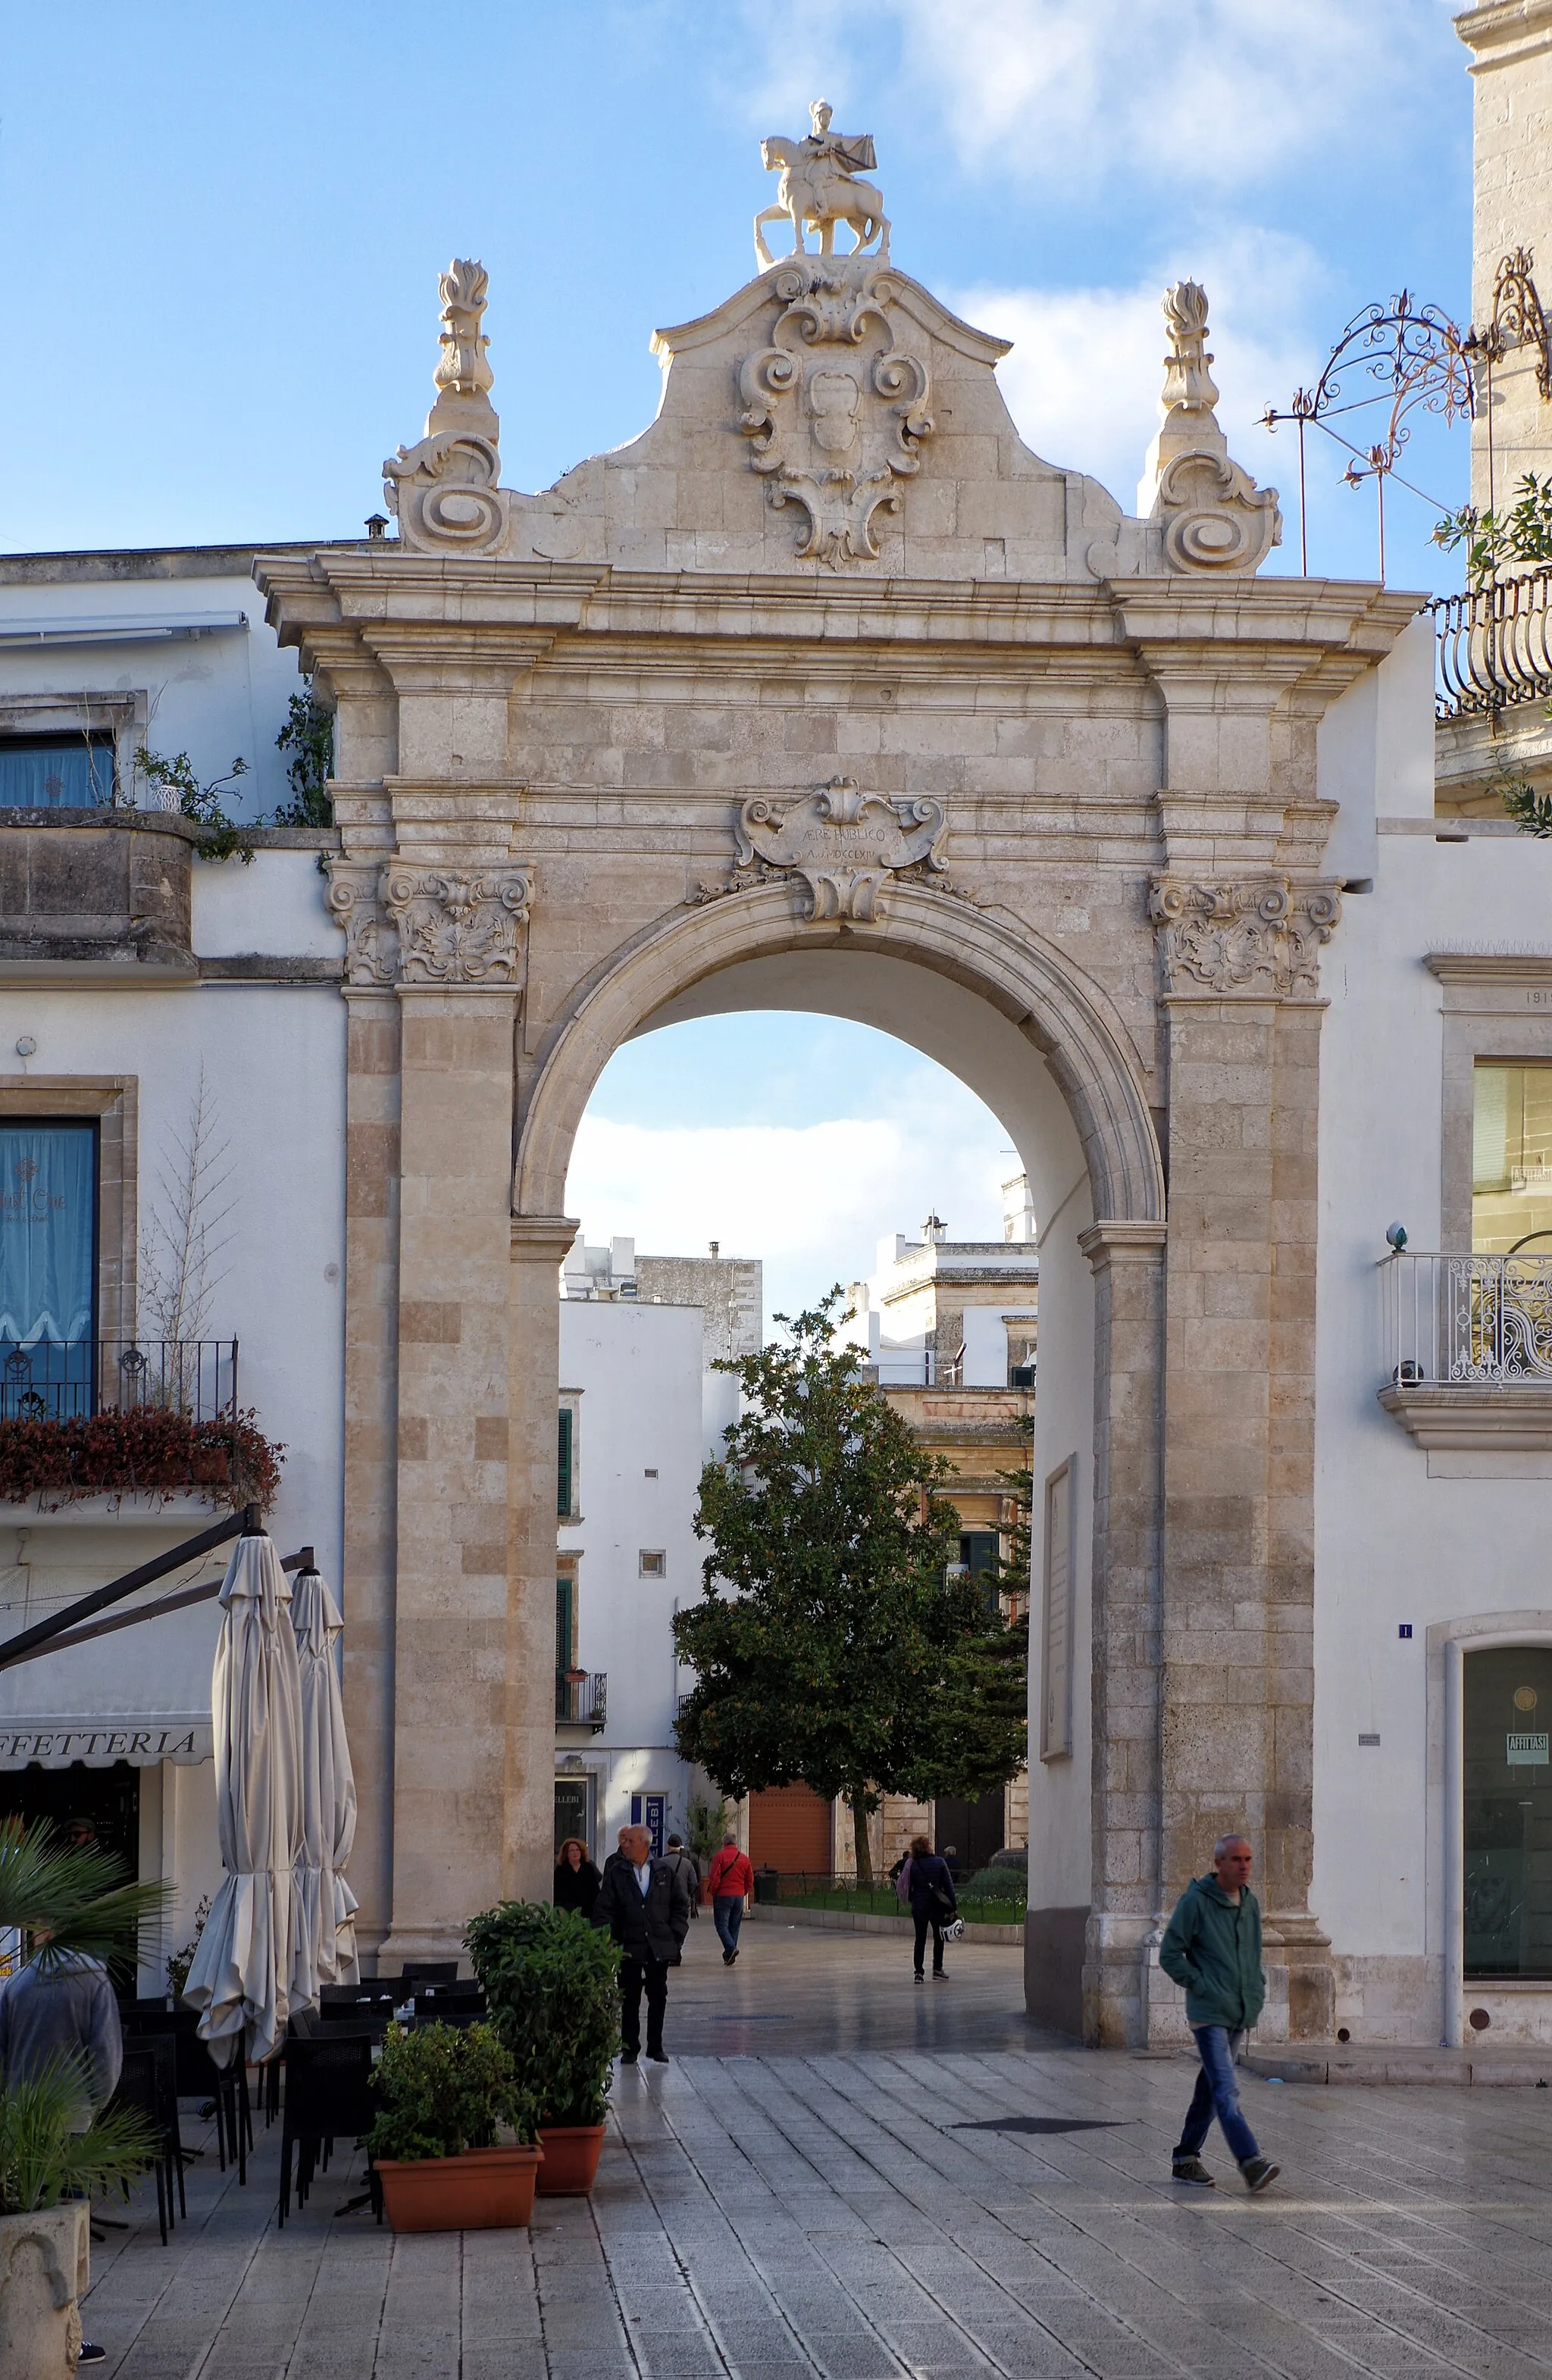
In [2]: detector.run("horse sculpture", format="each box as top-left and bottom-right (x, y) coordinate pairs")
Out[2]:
(754, 103), (890, 271)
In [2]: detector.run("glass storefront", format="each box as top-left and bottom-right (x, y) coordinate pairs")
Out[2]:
(1463, 1645), (1552, 1978)
(1473, 1062), (1552, 1254)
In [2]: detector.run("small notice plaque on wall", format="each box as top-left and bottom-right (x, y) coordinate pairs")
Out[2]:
(1507, 1731), (1550, 1765)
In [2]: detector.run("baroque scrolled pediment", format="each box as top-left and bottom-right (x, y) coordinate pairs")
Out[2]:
(734, 775), (947, 922)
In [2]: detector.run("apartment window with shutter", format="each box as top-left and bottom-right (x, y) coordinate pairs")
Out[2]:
(1040, 1456), (1075, 1760)
(558, 1407), (574, 1517)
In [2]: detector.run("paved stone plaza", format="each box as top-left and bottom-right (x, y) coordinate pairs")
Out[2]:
(81, 1928), (1552, 2378)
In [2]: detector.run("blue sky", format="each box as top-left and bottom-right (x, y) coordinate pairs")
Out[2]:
(1, 0), (1477, 1315)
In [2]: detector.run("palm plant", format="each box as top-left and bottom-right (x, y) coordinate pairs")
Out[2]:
(0, 1816), (170, 1973)
(0, 2056), (158, 2216)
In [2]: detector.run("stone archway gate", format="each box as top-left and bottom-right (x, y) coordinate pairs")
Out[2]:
(261, 233), (1416, 2044)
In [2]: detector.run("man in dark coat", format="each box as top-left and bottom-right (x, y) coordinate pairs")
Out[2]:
(1159, 1833), (1279, 2194)
(592, 1823), (693, 2063)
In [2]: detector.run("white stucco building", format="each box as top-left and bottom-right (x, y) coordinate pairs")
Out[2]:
(555, 1236), (761, 1860)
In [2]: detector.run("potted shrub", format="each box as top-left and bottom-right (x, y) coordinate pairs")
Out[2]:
(368, 2021), (541, 2232)
(0, 1819), (167, 2375)
(466, 1901), (621, 2196)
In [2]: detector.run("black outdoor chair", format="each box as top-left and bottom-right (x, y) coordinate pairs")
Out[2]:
(277, 2034), (378, 2227)
(117, 2022), (189, 2220)
(107, 2048), (176, 2245)
(167, 2005), (252, 2181)
(393, 1960), (458, 1986)
(409, 1996), (487, 2031)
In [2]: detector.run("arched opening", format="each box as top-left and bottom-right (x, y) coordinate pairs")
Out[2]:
(512, 885), (1167, 2038)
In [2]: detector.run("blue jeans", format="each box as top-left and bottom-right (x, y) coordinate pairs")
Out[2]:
(713, 1895), (743, 1956)
(1176, 2025), (1259, 2166)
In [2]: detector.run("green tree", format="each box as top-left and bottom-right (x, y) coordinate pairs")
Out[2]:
(1436, 471), (1552, 586)
(672, 1299), (1027, 1881)
(274, 684), (335, 827)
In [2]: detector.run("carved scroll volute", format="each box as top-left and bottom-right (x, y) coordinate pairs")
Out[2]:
(1149, 877), (1341, 998)
(1139, 281), (1281, 574)
(383, 257), (509, 555)
(735, 776), (947, 922)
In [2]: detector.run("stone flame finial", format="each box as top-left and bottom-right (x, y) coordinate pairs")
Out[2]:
(382, 257), (506, 554)
(430, 258), (497, 439)
(1138, 280), (1281, 573)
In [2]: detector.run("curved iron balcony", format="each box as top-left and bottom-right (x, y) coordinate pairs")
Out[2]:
(1432, 568), (1552, 719)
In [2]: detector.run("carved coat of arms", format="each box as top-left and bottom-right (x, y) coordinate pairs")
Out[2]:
(738, 262), (933, 565)
(735, 777), (947, 921)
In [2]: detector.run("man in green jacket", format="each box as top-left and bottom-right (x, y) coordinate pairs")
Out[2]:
(1157, 1834), (1279, 2193)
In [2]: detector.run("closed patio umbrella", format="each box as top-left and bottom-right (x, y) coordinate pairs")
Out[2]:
(289, 1562), (358, 2008)
(183, 1532), (303, 2069)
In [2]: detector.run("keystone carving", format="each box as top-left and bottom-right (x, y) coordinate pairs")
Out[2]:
(735, 776), (947, 922)
(1139, 282), (1281, 574)
(326, 861), (533, 986)
(383, 259), (509, 556)
(1149, 877), (1341, 998)
(738, 258), (932, 565)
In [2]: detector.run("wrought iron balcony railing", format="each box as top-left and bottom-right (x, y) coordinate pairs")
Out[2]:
(0, 1338), (239, 1425)
(1381, 1253), (1552, 1388)
(1432, 568), (1552, 720)
(555, 1669), (607, 1730)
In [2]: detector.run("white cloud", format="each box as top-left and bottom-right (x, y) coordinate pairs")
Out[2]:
(737, 0), (1455, 196)
(953, 228), (1323, 511)
(566, 1112), (1012, 1328)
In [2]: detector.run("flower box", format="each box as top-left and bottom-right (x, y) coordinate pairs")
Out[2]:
(374, 2144), (543, 2232)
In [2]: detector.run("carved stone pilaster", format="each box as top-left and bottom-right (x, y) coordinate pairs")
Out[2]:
(326, 859), (533, 987)
(1148, 875), (1341, 999)
(325, 862), (398, 988)
(383, 867), (532, 985)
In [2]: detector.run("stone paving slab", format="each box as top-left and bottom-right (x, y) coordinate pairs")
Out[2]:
(79, 2040), (1552, 2378)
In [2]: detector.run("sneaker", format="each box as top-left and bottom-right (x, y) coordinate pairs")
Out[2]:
(914, 1971), (925, 1984)
(78, 2352), (106, 2369)
(932, 1968), (947, 1979)
(721, 1950), (734, 1965)
(646, 2050), (669, 2065)
(620, 2049), (638, 2066)
(730, 1949), (738, 1963)
(1241, 2156), (1280, 2194)
(1171, 2156), (1216, 2187)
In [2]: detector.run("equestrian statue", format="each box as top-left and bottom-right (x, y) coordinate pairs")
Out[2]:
(754, 100), (890, 269)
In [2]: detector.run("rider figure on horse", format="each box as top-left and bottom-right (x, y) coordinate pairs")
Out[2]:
(756, 101), (888, 267)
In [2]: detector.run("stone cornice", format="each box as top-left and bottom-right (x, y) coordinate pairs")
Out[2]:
(1456, 0), (1552, 70)
(510, 1215), (582, 1265)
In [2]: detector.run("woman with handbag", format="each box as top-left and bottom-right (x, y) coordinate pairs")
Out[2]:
(899, 1832), (958, 1981)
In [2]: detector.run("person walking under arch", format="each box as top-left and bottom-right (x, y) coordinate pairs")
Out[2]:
(592, 1824), (692, 2063)
(899, 1833), (957, 1981)
(706, 1833), (754, 1965)
(1159, 1834), (1279, 2194)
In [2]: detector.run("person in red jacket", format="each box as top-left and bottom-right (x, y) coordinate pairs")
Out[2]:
(706, 1833), (755, 1965)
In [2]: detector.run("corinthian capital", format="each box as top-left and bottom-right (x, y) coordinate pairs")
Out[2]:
(382, 867), (532, 986)
(1149, 876), (1341, 999)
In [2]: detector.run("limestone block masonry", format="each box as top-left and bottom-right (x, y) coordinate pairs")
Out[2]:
(259, 163), (1418, 2037)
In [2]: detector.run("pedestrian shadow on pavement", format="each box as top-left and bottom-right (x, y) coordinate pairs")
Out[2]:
(949, 2116), (1126, 2134)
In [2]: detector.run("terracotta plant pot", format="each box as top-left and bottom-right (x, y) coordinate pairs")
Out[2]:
(535, 2121), (606, 2195)
(374, 2144), (543, 2232)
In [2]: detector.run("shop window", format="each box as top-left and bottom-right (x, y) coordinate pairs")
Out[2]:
(0, 733), (115, 808)
(1472, 1062), (1552, 1254)
(1463, 1644), (1552, 1979)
